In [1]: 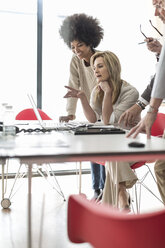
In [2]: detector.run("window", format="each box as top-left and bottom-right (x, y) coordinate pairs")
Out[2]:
(0, 0), (37, 115)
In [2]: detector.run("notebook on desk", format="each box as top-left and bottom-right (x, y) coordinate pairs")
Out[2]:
(74, 126), (126, 135)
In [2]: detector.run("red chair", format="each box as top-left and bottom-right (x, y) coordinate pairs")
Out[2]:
(151, 112), (165, 136)
(130, 113), (165, 212)
(15, 108), (51, 120)
(68, 194), (165, 248)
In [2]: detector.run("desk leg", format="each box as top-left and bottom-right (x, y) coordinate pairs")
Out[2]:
(114, 162), (118, 208)
(1, 159), (5, 201)
(28, 163), (32, 248)
(0, 159), (12, 209)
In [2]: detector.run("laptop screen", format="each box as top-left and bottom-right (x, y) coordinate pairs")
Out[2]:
(27, 93), (44, 127)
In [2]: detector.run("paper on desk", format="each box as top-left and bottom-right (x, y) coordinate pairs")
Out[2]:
(0, 132), (69, 149)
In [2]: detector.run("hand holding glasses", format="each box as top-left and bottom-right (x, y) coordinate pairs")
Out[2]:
(138, 20), (163, 45)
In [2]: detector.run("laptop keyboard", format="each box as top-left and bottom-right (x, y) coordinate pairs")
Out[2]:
(43, 121), (89, 131)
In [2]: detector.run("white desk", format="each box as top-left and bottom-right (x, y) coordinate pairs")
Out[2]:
(1, 130), (165, 162)
(0, 130), (165, 248)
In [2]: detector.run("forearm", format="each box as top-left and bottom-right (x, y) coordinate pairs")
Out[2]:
(80, 95), (97, 123)
(102, 92), (113, 125)
(150, 98), (163, 110)
(66, 97), (78, 116)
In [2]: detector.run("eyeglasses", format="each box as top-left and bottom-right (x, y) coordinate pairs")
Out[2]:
(149, 20), (163, 36)
(140, 24), (148, 39)
(139, 20), (163, 44)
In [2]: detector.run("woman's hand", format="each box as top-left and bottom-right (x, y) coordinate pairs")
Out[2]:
(99, 81), (112, 93)
(63, 86), (85, 99)
(118, 104), (142, 127)
(59, 115), (75, 123)
(100, 81), (113, 125)
(126, 112), (157, 139)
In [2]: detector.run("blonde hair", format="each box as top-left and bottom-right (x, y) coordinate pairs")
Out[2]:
(90, 51), (122, 104)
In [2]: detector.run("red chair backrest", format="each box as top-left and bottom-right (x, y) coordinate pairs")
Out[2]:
(68, 194), (165, 248)
(15, 108), (52, 120)
(151, 113), (165, 137)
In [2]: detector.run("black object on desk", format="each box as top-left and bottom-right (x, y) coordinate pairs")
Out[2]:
(74, 127), (126, 135)
(128, 142), (145, 148)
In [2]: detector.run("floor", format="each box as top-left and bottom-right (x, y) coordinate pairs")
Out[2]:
(0, 161), (164, 248)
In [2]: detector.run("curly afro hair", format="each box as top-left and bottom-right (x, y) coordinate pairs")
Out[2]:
(59, 13), (104, 49)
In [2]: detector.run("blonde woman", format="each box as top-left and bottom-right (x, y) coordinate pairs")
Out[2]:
(64, 51), (139, 210)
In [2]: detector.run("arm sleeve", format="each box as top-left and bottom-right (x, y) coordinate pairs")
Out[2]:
(112, 86), (139, 124)
(141, 75), (155, 103)
(90, 87), (102, 121)
(151, 43), (165, 99)
(66, 57), (80, 116)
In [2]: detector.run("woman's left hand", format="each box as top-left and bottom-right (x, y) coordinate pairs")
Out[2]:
(99, 81), (112, 93)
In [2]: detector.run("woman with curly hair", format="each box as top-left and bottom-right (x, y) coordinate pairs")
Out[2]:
(64, 51), (139, 211)
(59, 13), (105, 201)
(59, 13), (104, 122)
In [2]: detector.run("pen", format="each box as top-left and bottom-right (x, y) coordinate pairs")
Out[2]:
(138, 41), (146, 45)
(138, 38), (160, 45)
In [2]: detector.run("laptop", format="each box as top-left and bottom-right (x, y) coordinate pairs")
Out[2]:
(27, 93), (72, 131)
(74, 127), (126, 135)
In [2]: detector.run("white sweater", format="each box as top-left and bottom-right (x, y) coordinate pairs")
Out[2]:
(90, 80), (139, 128)
(66, 54), (97, 116)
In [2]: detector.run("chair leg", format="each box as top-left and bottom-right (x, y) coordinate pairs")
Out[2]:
(141, 182), (164, 204)
(132, 164), (164, 213)
(0, 159), (11, 209)
(79, 162), (82, 194)
(139, 164), (163, 204)
(145, 164), (157, 183)
(134, 182), (139, 213)
(8, 164), (26, 199)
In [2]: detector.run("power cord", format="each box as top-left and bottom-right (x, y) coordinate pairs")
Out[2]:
(0, 125), (53, 133)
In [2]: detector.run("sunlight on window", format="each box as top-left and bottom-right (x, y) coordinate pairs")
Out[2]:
(0, 0), (37, 116)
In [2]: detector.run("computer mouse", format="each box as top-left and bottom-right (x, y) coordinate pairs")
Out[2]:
(128, 141), (145, 148)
